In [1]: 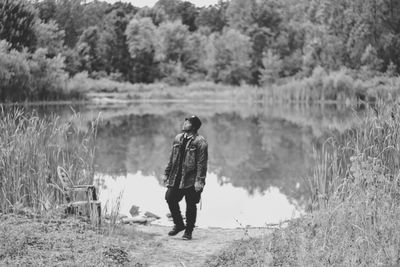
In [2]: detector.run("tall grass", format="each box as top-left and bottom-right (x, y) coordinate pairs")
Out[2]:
(0, 108), (98, 214)
(209, 102), (400, 266)
(264, 68), (400, 104)
(280, 102), (400, 265)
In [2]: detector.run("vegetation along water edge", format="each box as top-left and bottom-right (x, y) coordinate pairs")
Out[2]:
(1, 0), (400, 103)
(207, 103), (400, 266)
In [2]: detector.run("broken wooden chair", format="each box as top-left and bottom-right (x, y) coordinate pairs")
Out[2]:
(57, 166), (101, 224)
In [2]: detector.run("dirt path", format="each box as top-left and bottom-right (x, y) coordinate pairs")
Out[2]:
(130, 225), (271, 267)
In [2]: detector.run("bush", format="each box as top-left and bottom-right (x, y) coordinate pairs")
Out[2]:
(0, 44), (31, 101)
(0, 41), (83, 101)
(28, 48), (69, 100)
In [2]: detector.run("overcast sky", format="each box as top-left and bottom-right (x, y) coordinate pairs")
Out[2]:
(104, 0), (220, 8)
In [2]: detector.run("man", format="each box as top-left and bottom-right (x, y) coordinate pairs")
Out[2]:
(163, 115), (208, 240)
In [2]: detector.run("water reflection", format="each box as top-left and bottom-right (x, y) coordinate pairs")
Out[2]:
(9, 101), (360, 227)
(94, 111), (319, 208)
(97, 171), (302, 228)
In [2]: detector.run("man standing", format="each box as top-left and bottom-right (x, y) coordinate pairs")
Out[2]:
(163, 115), (208, 240)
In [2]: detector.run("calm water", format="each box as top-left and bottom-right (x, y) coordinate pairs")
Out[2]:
(22, 101), (357, 228)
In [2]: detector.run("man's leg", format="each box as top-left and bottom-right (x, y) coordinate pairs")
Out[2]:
(165, 187), (185, 235)
(183, 187), (202, 239)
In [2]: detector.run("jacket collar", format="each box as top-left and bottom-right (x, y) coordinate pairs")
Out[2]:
(183, 132), (197, 140)
(181, 132), (197, 148)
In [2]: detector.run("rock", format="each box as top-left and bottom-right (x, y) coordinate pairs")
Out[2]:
(122, 217), (145, 225)
(144, 212), (161, 220)
(121, 216), (155, 225)
(104, 214), (127, 221)
(129, 205), (140, 217)
(117, 214), (128, 220)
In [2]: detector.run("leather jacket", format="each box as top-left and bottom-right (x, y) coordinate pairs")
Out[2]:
(164, 133), (208, 189)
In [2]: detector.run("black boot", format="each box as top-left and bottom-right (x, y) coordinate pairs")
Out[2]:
(168, 224), (186, 236)
(182, 229), (192, 240)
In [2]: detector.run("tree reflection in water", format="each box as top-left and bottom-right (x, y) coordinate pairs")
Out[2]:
(94, 103), (355, 208)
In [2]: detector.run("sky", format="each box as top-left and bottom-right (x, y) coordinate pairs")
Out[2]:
(104, 0), (220, 8)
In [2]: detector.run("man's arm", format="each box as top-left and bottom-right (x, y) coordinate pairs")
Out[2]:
(195, 139), (208, 190)
(164, 147), (173, 178)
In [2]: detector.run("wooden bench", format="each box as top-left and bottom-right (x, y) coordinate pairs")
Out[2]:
(57, 166), (101, 224)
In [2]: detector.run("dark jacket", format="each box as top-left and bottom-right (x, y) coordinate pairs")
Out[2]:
(164, 133), (208, 189)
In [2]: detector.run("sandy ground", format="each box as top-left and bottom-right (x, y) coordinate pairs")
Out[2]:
(130, 225), (271, 267)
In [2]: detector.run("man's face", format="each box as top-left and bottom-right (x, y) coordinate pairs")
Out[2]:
(182, 119), (192, 132)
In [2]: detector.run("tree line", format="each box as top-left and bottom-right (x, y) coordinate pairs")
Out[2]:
(0, 0), (399, 101)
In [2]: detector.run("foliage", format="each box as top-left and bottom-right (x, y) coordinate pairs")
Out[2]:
(34, 20), (65, 57)
(208, 103), (400, 266)
(0, 0), (399, 99)
(101, 5), (136, 81)
(125, 17), (158, 83)
(0, 0), (37, 51)
(0, 40), (80, 101)
(260, 50), (283, 85)
(264, 68), (400, 103)
(154, 20), (192, 83)
(76, 26), (104, 75)
(205, 29), (252, 85)
(0, 41), (31, 101)
(0, 109), (98, 213)
(195, 0), (228, 32)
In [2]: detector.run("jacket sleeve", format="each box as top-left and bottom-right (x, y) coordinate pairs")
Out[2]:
(164, 141), (174, 177)
(195, 139), (208, 186)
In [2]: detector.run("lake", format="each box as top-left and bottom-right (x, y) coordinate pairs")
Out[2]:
(22, 101), (358, 228)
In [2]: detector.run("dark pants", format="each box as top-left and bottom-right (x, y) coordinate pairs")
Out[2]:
(165, 186), (202, 232)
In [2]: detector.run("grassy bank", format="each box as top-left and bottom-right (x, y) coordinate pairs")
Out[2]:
(0, 108), (98, 213)
(265, 68), (400, 104)
(68, 69), (400, 105)
(0, 109), (149, 265)
(0, 212), (152, 266)
(208, 103), (400, 266)
(68, 73), (261, 102)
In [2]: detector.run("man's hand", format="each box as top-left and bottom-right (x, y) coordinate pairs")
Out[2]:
(162, 175), (169, 187)
(194, 181), (203, 192)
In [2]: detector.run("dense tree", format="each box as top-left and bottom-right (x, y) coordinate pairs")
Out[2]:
(155, 21), (190, 63)
(361, 44), (383, 72)
(76, 26), (103, 74)
(35, 0), (57, 22)
(184, 32), (208, 75)
(154, 20), (191, 82)
(52, 0), (85, 47)
(206, 29), (252, 84)
(177, 1), (198, 31)
(0, 0), (37, 51)
(135, 6), (168, 26)
(125, 17), (158, 83)
(226, 0), (256, 33)
(260, 50), (283, 85)
(28, 48), (68, 99)
(195, 1), (228, 32)
(2, 0), (400, 101)
(102, 6), (136, 81)
(0, 40), (68, 101)
(81, 1), (110, 28)
(34, 20), (65, 57)
(154, 0), (181, 20)
(0, 41), (31, 100)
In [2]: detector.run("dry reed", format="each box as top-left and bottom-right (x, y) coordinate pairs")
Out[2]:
(0, 107), (99, 214)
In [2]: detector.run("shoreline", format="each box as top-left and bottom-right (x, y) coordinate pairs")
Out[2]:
(0, 96), (373, 107)
(0, 212), (272, 266)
